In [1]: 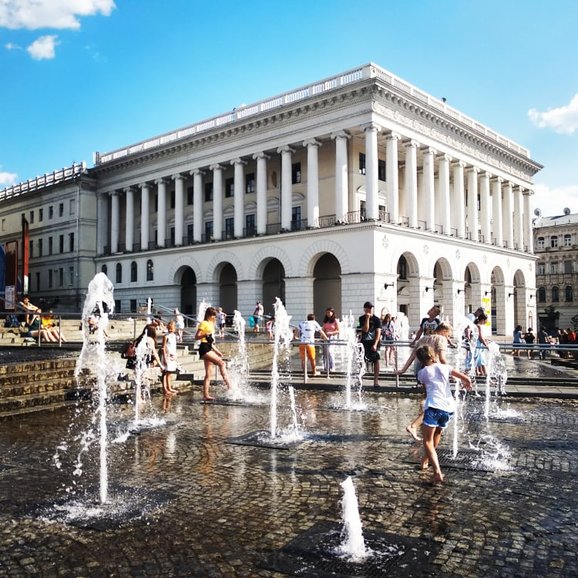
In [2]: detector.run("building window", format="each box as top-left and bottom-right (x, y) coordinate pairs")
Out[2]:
(69, 199), (75, 216)
(205, 221), (213, 240)
(49, 206), (54, 219)
(49, 270), (53, 289)
(537, 262), (545, 275)
(225, 217), (234, 238)
(116, 263), (122, 283)
(537, 236), (545, 249)
(565, 261), (573, 274)
(68, 266), (74, 286)
(246, 214), (256, 236)
(38, 239), (43, 257)
(291, 206), (302, 231)
(552, 286), (559, 302)
(225, 178), (234, 198)
(564, 234), (572, 247)
(131, 261), (137, 282)
(187, 186), (193, 205)
(550, 236), (558, 248)
(115, 300), (121, 314)
(170, 189), (175, 209)
(537, 287), (546, 302)
(130, 299), (137, 313)
(146, 259), (154, 281)
(378, 159), (386, 181)
(397, 255), (408, 280)
(170, 227), (175, 246)
(246, 173), (255, 194)
(359, 153), (366, 175)
(187, 223), (194, 244)
(291, 162), (301, 184)
(48, 237), (53, 255)
(565, 285), (573, 302)
(59, 235), (64, 253)
(35, 272), (40, 291)
(39, 208), (44, 222)
(59, 203), (64, 217)
(204, 182), (213, 202)
(550, 262), (558, 274)
(59, 268), (64, 287)
(69, 233), (75, 252)
(29, 239), (33, 258)
(29, 210), (34, 224)
(101, 264), (108, 276)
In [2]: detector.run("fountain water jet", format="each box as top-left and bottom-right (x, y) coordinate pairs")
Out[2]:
(335, 476), (369, 561)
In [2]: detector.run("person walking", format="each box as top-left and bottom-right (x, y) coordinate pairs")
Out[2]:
(252, 301), (264, 333)
(524, 327), (536, 359)
(194, 306), (231, 401)
(380, 311), (397, 368)
(297, 313), (328, 377)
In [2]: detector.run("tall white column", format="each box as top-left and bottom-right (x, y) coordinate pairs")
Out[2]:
(253, 152), (268, 235)
(173, 174), (185, 246)
(479, 172), (491, 244)
(156, 178), (167, 247)
(140, 183), (150, 251)
(503, 181), (514, 249)
(364, 123), (379, 220)
(332, 131), (349, 222)
(422, 147), (436, 231)
(437, 154), (451, 235)
(124, 187), (134, 251)
(524, 191), (533, 252)
(404, 140), (418, 228)
(278, 146), (294, 231)
(491, 177), (503, 247)
(304, 139), (320, 228)
(466, 167), (479, 241)
(232, 159), (246, 238)
(211, 164), (224, 240)
(110, 191), (120, 254)
(452, 161), (466, 238)
(385, 133), (400, 223)
(514, 185), (524, 250)
(97, 194), (109, 255)
(192, 169), (204, 243)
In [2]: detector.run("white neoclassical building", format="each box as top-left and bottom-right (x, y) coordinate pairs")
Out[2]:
(2, 63), (541, 334)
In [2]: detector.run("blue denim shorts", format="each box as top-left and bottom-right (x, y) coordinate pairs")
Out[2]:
(423, 407), (453, 429)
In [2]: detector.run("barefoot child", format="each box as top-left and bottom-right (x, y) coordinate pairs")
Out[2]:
(194, 306), (231, 401)
(415, 345), (472, 484)
(161, 320), (179, 395)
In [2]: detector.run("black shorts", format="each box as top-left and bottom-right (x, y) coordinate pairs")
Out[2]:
(362, 342), (380, 362)
(198, 342), (213, 358)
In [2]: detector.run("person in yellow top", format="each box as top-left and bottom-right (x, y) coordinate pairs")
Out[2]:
(194, 306), (231, 401)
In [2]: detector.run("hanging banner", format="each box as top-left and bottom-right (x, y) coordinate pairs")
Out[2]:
(22, 215), (29, 295)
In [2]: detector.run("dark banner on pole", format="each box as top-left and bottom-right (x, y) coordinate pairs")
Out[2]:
(22, 215), (29, 295)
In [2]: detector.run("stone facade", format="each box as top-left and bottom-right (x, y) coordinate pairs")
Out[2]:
(1, 63), (542, 334)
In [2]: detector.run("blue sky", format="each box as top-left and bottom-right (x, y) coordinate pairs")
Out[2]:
(1, 0), (578, 215)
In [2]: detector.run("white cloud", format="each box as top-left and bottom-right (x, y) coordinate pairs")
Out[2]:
(0, 170), (18, 188)
(4, 41), (21, 49)
(0, 0), (116, 30)
(532, 183), (578, 216)
(27, 34), (58, 59)
(528, 94), (578, 134)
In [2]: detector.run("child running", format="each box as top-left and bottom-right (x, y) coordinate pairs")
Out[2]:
(415, 345), (472, 484)
(194, 306), (231, 401)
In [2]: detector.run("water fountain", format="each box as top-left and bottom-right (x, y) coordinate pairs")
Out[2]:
(334, 476), (369, 561)
(340, 312), (366, 411)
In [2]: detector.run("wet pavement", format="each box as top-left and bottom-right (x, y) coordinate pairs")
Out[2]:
(0, 376), (576, 577)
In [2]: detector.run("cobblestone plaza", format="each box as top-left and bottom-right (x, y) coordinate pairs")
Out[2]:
(0, 380), (576, 577)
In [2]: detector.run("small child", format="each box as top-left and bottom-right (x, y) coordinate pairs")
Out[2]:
(415, 345), (472, 484)
(161, 320), (179, 395)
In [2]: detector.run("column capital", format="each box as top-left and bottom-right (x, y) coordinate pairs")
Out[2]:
(155, 178), (168, 186)
(277, 145), (295, 154)
(139, 182), (151, 189)
(436, 153), (452, 163)
(172, 173), (186, 181)
(478, 170), (491, 180)
(230, 158), (247, 166)
(490, 175), (503, 185)
(109, 190), (119, 197)
(523, 188), (534, 196)
(330, 130), (350, 141)
(252, 151), (270, 161)
(421, 146), (437, 156)
(451, 159), (466, 169)
(123, 186), (134, 193)
(503, 181), (513, 191)
(465, 166), (479, 175)
(403, 138), (420, 149)
(385, 131), (401, 142)
(209, 164), (223, 172)
(362, 122), (381, 133)
(189, 168), (205, 177)
(303, 138), (321, 148)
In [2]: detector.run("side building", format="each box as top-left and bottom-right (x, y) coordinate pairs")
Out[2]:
(533, 209), (578, 330)
(1, 63), (542, 334)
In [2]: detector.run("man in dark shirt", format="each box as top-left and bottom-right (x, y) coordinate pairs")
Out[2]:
(359, 301), (381, 386)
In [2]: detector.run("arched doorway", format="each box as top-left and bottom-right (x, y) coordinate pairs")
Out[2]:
(179, 267), (196, 316)
(313, 253), (341, 320)
(219, 263), (237, 314)
(262, 259), (285, 317)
